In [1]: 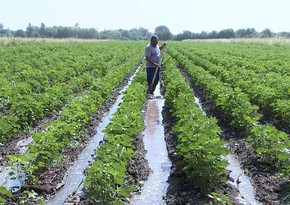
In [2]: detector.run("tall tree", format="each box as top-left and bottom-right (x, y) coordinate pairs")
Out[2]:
(0, 23), (4, 36)
(26, 23), (33, 37)
(14, 29), (26, 37)
(261, 28), (273, 38)
(173, 30), (192, 40)
(39, 23), (47, 37)
(208, 30), (218, 39)
(137, 27), (151, 40)
(154, 25), (173, 41)
(217, 28), (235, 38)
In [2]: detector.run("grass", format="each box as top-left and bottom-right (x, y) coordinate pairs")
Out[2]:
(0, 37), (108, 46)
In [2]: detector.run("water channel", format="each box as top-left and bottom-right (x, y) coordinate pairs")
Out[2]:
(193, 95), (261, 205)
(46, 68), (139, 205)
(130, 84), (172, 205)
(46, 71), (172, 205)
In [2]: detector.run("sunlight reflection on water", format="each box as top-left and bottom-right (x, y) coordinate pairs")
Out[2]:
(130, 84), (172, 205)
(226, 154), (261, 205)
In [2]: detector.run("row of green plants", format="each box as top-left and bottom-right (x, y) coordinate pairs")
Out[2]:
(2, 51), (143, 204)
(169, 48), (260, 130)
(178, 41), (290, 74)
(173, 42), (290, 91)
(167, 46), (290, 176)
(173, 42), (290, 100)
(162, 54), (230, 203)
(0, 42), (144, 143)
(174, 43), (290, 128)
(83, 64), (147, 204)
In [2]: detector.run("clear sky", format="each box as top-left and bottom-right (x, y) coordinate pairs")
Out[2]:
(1, 0), (289, 34)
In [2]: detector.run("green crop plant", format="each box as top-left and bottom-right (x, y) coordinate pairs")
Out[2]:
(248, 125), (290, 172)
(0, 186), (13, 204)
(163, 55), (229, 194)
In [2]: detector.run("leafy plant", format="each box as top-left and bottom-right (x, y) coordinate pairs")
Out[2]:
(18, 190), (44, 205)
(163, 55), (229, 194)
(84, 65), (146, 204)
(247, 125), (290, 169)
(0, 186), (13, 204)
(208, 192), (231, 205)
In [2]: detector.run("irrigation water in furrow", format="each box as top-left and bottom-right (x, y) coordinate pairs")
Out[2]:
(226, 154), (261, 205)
(45, 67), (142, 205)
(193, 93), (261, 205)
(0, 111), (62, 191)
(130, 83), (172, 205)
(0, 66), (138, 199)
(0, 134), (33, 191)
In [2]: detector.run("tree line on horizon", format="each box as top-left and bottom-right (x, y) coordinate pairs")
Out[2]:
(0, 23), (290, 41)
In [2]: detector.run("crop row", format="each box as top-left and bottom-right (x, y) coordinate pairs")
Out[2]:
(176, 41), (290, 74)
(162, 54), (229, 200)
(167, 45), (290, 176)
(83, 64), (147, 204)
(2, 40), (290, 204)
(172, 42), (290, 127)
(0, 42), (143, 143)
(0, 42), (145, 204)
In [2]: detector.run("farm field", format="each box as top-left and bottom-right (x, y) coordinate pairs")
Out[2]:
(0, 38), (290, 205)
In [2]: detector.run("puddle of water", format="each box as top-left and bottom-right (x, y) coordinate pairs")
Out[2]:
(0, 166), (22, 192)
(226, 154), (261, 205)
(0, 137), (32, 192)
(0, 119), (53, 191)
(130, 84), (172, 205)
(17, 137), (33, 154)
(194, 96), (206, 115)
(46, 116), (110, 205)
(45, 68), (139, 205)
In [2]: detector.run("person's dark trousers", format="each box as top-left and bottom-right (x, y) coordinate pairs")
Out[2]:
(146, 67), (160, 94)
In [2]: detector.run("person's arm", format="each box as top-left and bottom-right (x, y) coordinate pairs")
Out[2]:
(145, 56), (160, 67)
(159, 42), (167, 51)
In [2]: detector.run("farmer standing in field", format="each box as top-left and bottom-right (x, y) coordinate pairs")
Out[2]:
(145, 35), (166, 95)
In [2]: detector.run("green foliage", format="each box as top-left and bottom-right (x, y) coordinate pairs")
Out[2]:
(0, 186), (13, 204)
(169, 41), (290, 176)
(0, 41), (144, 142)
(274, 99), (290, 125)
(163, 55), (229, 194)
(84, 65), (146, 204)
(10, 95), (45, 128)
(5, 42), (144, 187)
(154, 25), (173, 41)
(208, 192), (231, 205)
(0, 115), (20, 142)
(18, 190), (44, 205)
(169, 46), (260, 131)
(84, 156), (128, 205)
(2, 40), (290, 203)
(248, 125), (290, 170)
